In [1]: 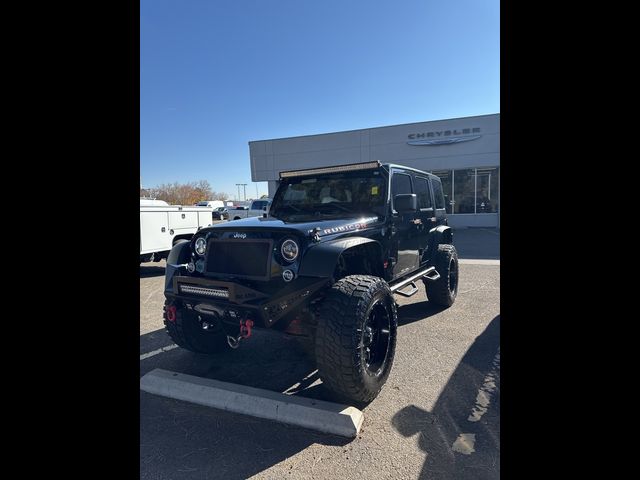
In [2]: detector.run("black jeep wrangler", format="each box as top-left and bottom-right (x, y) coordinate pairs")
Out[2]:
(163, 161), (459, 403)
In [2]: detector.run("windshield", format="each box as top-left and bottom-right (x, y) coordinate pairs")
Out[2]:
(270, 169), (387, 220)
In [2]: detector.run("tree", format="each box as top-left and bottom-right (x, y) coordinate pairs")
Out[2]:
(144, 180), (231, 205)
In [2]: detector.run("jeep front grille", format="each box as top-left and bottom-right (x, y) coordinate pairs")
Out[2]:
(179, 284), (229, 299)
(205, 239), (272, 280)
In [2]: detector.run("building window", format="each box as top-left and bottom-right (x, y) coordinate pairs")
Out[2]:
(431, 170), (452, 214)
(453, 168), (476, 214)
(475, 167), (499, 213)
(431, 167), (499, 214)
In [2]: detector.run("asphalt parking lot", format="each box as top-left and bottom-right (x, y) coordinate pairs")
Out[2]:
(140, 228), (500, 479)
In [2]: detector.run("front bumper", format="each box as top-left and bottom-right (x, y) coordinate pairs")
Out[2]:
(165, 274), (327, 328)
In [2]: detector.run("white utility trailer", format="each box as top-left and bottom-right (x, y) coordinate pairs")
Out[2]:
(140, 200), (213, 263)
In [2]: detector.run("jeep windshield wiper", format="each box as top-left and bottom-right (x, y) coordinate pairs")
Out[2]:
(270, 204), (301, 218)
(315, 202), (353, 213)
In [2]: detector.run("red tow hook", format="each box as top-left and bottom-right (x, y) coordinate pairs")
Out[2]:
(239, 319), (254, 339)
(166, 305), (177, 322)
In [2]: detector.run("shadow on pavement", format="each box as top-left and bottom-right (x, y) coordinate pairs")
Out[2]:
(140, 263), (166, 278)
(140, 310), (498, 479)
(140, 327), (348, 480)
(397, 300), (448, 327)
(392, 315), (500, 479)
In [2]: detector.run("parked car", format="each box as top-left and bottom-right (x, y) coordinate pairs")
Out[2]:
(228, 199), (272, 220)
(161, 161), (458, 403)
(196, 200), (225, 209)
(212, 206), (229, 220)
(140, 200), (213, 263)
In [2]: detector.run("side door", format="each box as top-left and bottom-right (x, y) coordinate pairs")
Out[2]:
(413, 175), (436, 265)
(390, 169), (420, 279)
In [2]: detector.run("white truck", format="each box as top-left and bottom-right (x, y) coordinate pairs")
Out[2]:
(228, 199), (272, 220)
(196, 200), (225, 209)
(140, 200), (213, 263)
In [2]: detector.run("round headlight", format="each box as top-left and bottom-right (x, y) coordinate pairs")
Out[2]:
(281, 239), (299, 262)
(194, 237), (207, 256)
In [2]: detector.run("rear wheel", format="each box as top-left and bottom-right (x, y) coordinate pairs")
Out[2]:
(163, 301), (229, 353)
(424, 244), (459, 307)
(315, 275), (397, 404)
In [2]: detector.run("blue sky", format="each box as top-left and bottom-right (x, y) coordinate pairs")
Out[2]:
(140, 0), (499, 200)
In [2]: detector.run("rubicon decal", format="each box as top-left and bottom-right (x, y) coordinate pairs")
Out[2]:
(320, 218), (377, 236)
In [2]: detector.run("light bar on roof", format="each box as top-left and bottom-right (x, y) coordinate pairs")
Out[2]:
(280, 161), (381, 179)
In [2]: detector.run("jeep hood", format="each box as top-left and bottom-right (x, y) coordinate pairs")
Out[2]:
(201, 215), (381, 239)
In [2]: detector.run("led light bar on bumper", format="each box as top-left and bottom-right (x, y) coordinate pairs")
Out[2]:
(179, 284), (229, 299)
(280, 161), (381, 179)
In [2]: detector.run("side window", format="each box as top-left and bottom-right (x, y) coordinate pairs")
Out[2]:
(431, 177), (445, 209)
(414, 176), (432, 209)
(391, 172), (413, 197)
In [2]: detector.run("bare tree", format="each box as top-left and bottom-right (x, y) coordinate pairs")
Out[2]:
(144, 180), (231, 205)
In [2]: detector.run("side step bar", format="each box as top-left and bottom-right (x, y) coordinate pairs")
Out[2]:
(395, 281), (419, 298)
(389, 266), (440, 294)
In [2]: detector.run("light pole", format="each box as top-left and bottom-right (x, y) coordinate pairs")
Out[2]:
(235, 184), (241, 202)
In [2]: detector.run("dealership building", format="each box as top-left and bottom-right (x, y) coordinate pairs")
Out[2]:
(249, 113), (499, 228)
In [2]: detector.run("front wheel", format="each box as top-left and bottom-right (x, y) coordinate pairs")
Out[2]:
(315, 275), (398, 404)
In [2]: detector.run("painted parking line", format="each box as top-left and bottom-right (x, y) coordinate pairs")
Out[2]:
(140, 344), (178, 361)
(459, 259), (500, 265)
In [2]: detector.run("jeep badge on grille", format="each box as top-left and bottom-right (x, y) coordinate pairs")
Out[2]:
(232, 233), (247, 239)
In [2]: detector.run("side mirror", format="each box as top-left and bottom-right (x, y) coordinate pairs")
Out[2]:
(394, 194), (417, 213)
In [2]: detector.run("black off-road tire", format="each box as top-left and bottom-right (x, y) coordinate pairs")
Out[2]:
(424, 244), (459, 307)
(315, 275), (398, 404)
(163, 300), (229, 353)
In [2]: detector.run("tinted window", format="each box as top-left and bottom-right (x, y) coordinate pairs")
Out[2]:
(432, 178), (445, 209)
(391, 173), (412, 196)
(270, 170), (387, 220)
(414, 176), (432, 209)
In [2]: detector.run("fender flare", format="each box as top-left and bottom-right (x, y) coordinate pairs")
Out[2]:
(298, 236), (383, 278)
(430, 225), (453, 245)
(164, 240), (192, 295)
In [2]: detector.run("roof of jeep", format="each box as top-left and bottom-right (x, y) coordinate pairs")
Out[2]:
(382, 163), (433, 177)
(278, 161), (437, 180)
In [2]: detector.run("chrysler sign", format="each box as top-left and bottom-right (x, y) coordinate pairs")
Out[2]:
(407, 127), (481, 146)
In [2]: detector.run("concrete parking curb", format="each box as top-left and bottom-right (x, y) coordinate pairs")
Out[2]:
(140, 368), (364, 438)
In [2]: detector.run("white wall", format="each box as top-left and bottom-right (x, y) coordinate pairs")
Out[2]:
(250, 113), (499, 182)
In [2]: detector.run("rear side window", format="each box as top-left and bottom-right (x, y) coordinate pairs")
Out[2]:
(414, 176), (432, 209)
(391, 173), (413, 196)
(431, 177), (445, 209)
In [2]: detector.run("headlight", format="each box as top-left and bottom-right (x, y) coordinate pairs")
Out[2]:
(281, 239), (299, 262)
(194, 237), (207, 256)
